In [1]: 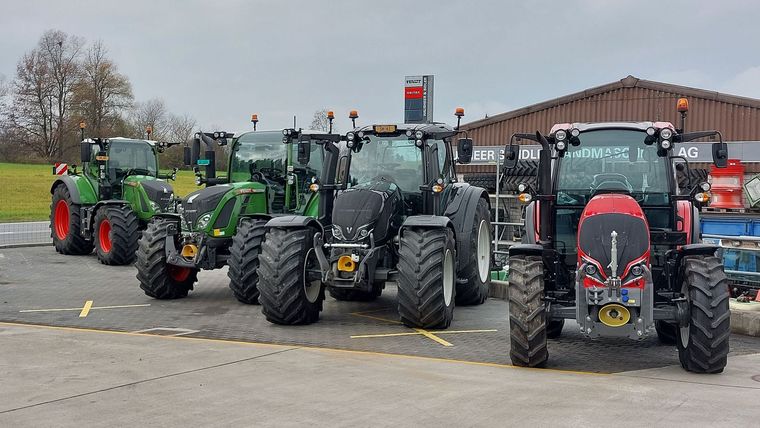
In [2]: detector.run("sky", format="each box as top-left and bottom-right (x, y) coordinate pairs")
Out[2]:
(1, 0), (759, 134)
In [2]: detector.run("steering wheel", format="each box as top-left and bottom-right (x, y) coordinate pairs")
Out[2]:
(591, 173), (634, 194)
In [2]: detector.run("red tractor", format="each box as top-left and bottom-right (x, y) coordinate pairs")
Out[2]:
(504, 121), (731, 373)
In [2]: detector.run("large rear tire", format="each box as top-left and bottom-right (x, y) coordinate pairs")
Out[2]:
(94, 206), (139, 265)
(456, 197), (492, 305)
(228, 218), (268, 304)
(136, 219), (197, 299)
(50, 185), (93, 255)
(677, 255), (730, 374)
(397, 227), (456, 329)
(655, 320), (677, 345)
(258, 227), (324, 325)
(507, 255), (548, 367)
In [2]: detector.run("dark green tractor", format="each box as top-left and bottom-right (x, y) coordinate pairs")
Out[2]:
(135, 128), (325, 303)
(50, 137), (179, 265)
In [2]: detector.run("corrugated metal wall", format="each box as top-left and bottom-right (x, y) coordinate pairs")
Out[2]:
(459, 81), (760, 174)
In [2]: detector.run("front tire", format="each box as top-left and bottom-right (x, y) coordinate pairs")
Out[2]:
(50, 185), (93, 255)
(397, 227), (456, 329)
(456, 198), (492, 305)
(228, 218), (268, 304)
(258, 227), (324, 325)
(677, 255), (730, 374)
(136, 219), (198, 299)
(94, 206), (139, 265)
(507, 255), (548, 367)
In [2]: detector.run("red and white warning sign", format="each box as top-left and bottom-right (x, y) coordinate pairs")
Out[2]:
(53, 162), (68, 175)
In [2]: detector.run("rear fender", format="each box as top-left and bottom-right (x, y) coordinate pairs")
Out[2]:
(400, 215), (454, 234)
(51, 175), (97, 205)
(443, 184), (490, 266)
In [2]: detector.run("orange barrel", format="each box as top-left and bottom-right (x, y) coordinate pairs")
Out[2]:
(709, 159), (744, 209)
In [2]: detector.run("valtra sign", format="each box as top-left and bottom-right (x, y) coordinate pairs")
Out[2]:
(404, 75), (434, 124)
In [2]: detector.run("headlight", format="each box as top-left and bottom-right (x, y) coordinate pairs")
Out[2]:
(556, 140), (566, 151)
(358, 131), (365, 138)
(584, 264), (597, 276)
(660, 140), (671, 150)
(415, 139), (423, 147)
(700, 182), (711, 191)
(415, 130), (424, 139)
(631, 265), (643, 277)
(347, 132), (355, 141)
(196, 212), (213, 230)
(660, 128), (673, 140)
(517, 183), (527, 192)
(405, 130), (413, 137)
(571, 128), (580, 137)
(359, 229), (369, 238)
(555, 130), (567, 141)
(331, 224), (345, 240)
(347, 140), (356, 148)
(646, 127), (656, 136)
(149, 201), (160, 212)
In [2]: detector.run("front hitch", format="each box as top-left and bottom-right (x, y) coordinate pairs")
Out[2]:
(312, 232), (332, 282)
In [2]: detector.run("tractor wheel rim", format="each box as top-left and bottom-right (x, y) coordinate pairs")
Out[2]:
(443, 248), (454, 306)
(168, 265), (191, 282)
(477, 219), (491, 282)
(303, 248), (321, 303)
(98, 219), (112, 253)
(679, 281), (690, 348)
(54, 200), (70, 240)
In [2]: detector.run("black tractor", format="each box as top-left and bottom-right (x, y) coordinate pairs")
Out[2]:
(504, 120), (731, 373)
(257, 109), (493, 328)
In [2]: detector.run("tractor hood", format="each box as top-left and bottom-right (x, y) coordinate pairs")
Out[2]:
(577, 194), (650, 279)
(139, 179), (174, 211)
(181, 184), (232, 229)
(331, 180), (402, 243)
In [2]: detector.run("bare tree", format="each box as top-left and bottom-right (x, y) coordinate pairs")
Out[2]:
(310, 108), (332, 132)
(7, 30), (83, 160)
(73, 40), (133, 137)
(167, 113), (196, 144)
(130, 98), (168, 140)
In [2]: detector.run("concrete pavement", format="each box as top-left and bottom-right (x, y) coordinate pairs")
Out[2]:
(1, 323), (758, 427)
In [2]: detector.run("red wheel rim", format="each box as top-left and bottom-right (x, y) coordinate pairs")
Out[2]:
(98, 219), (112, 253)
(54, 200), (70, 240)
(168, 265), (191, 282)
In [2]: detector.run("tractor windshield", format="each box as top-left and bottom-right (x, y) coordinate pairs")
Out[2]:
(106, 140), (158, 180)
(348, 136), (423, 193)
(556, 130), (670, 206)
(230, 132), (288, 183)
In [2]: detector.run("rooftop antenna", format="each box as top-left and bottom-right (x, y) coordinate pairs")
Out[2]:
(293, 115), (297, 129)
(327, 110), (335, 134)
(349, 110), (358, 128)
(250, 114), (259, 131)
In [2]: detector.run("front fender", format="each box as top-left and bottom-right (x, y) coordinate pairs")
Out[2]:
(400, 215), (453, 232)
(51, 175), (98, 205)
(265, 215), (323, 234)
(443, 183), (490, 268)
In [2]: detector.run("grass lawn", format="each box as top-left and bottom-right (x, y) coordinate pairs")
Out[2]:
(0, 162), (201, 222)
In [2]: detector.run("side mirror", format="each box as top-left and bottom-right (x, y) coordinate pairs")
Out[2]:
(503, 145), (519, 169)
(297, 139), (311, 165)
(183, 146), (191, 167)
(191, 138), (201, 165)
(712, 142), (728, 168)
(80, 141), (90, 163)
(456, 138), (473, 164)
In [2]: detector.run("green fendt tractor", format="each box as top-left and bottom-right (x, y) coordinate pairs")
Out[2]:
(136, 125), (328, 303)
(50, 137), (179, 265)
(258, 109), (493, 328)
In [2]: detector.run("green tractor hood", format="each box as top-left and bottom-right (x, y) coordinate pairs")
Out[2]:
(179, 181), (267, 237)
(122, 175), (175, 221)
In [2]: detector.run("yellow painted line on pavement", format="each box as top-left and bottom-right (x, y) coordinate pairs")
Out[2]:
(414, 328), (454, 346)
(351, 331), (427, 339)
(79, 300), (93, 318)
(0, 321), (607, 376)
(349, 310), (402, 325)
(20, 304), (150, 314)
